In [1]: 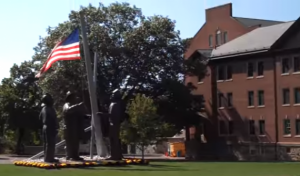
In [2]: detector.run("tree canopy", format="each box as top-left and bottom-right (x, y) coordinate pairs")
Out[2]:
(0, 2), (206, 150)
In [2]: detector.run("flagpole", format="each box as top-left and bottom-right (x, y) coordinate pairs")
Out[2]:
(90, 53), (98, 159)
(79, 11), (108, 158)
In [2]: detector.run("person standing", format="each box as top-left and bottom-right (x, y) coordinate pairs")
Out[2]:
(63, 91), (86, 161)
(107, 89), (124, 160)
(39, 93), (59, 163)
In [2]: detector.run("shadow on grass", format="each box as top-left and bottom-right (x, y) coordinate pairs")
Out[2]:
(146, 159), (300, 163)
(76, 164), (196, 171)
(0, 157), (9, 160)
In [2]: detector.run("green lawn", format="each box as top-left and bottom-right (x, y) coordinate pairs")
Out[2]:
(1, 162), (300, 176)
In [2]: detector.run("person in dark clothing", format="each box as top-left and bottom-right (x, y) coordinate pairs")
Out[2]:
(107, 89), (124, 160)
(39, 93), (59, 163)
(63, 91), (86, 161)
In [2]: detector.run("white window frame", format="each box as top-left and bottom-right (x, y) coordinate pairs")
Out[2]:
(248, 119), (256, 136)
(216, 65), (225, 82)
(216, 30), (221, 46)
(256, 60), (264, 78)
(225, 65), (233, 81)
(292, 55), (300, 74)
(246, 62), (254, 78)
(281, 57), (290, 75)
(209, 35), (213, 48)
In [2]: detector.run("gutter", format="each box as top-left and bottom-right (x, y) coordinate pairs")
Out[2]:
(210, 49), (269, 60)
(272, 53), (279, 160)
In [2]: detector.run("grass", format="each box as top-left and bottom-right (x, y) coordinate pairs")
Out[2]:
(1, 161), (300, 176)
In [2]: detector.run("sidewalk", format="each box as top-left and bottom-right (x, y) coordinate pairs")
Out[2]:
(0, 154), (185, 164)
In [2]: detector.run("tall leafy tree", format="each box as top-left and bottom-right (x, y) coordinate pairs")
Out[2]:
(30, 2), (206, 133)
(0, 61), (42, 153)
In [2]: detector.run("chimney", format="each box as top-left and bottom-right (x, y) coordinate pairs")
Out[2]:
(205, 3), (232, 22)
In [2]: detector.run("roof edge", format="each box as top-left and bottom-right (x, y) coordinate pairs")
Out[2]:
(210, 49), (268, 60)
(233, 16), (285, 23)
(271, 17), (300, 49)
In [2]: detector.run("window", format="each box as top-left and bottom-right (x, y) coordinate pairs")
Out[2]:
(283, 119), (291, 135)
(197, 76), (203, 83)
(209, 35), (213, 47)
(226, 65), (232, 80)
(219, 120), (227, 135)
(293, 56), (300, 72)
(282, 88), (290, 105)
(259, 120), (265, 135)
(247, 62), (254, 77)
(257, 61), (264, 76)
(248, 91), (254, 106)
(296, 119), (300, 135)
(218, 93), (224, 108)
(217, 66), (225, 80)
(228, 121), (234, 135)
(249, 120), (255, 135)
(258, 90), (264, 106)
(294, 87), (300, 104)
(223, 32), (228, 43)
(216, 30), (221, 46)
(227, 92), (233, 107)
(282, 58), (290, 74)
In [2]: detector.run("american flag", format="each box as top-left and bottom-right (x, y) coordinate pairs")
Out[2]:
(36, 28), (80, 78)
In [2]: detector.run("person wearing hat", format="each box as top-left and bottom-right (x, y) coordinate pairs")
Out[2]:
(62, 91), (85, 161)
(39, 93), (59, 163)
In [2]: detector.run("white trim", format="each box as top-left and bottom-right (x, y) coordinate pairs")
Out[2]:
(216, 65), (230, 82)
(248, 119), (256, 136)
(292, 55), (300, 73)
(248, 90), (255, 107)
(226, 92), (233, 108)
(282, 88), (290, 105)
(283, 118), (291, 136)
(256, 60), (264, 77)
(217, 92), (224, 108)
(209, 35), (213, 48)
(257, 90), (265, 106)
(223, 31), (228, 43)
(281, 57), (291, 75)
(246, 62), (254, 78)
(258, 119), (266, 136)
(225, 65), (233, 80)
(294, 87), (300, 104)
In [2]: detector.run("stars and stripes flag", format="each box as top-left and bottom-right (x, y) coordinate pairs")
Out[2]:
(35, 28), (81, 78)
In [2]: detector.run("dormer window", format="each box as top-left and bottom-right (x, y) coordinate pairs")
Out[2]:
(216, 30), (221, 46)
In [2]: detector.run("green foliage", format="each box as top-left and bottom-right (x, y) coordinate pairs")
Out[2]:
(0, 2), (206, 148)
(121, 94), (174, 157)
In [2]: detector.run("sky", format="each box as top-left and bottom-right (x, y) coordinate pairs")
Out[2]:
(0, 0), (299, 80)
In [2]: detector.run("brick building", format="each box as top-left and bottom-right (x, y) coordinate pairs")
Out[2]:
(185, 3), (300, 161)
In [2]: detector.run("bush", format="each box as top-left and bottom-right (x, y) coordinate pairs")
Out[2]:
(0, 137), (16, 154)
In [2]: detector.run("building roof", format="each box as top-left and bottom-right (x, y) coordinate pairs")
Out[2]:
(211, 21), (295, 59)
(233, 17), (284, 27)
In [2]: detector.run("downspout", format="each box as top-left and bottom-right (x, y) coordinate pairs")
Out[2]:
(272, 53), (279, 160)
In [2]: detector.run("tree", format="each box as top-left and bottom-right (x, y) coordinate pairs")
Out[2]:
(0, 61), (42, 153)
(120, 94), (173, 159)
(28, 2), (206, 136)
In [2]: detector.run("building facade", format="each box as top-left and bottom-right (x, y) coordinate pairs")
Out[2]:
(185, 3), (300, 161)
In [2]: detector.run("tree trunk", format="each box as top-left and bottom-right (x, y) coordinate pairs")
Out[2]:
(16, 128), (25, 155)
(141, 144), (144, 160)
(185, 126), (190, 141)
